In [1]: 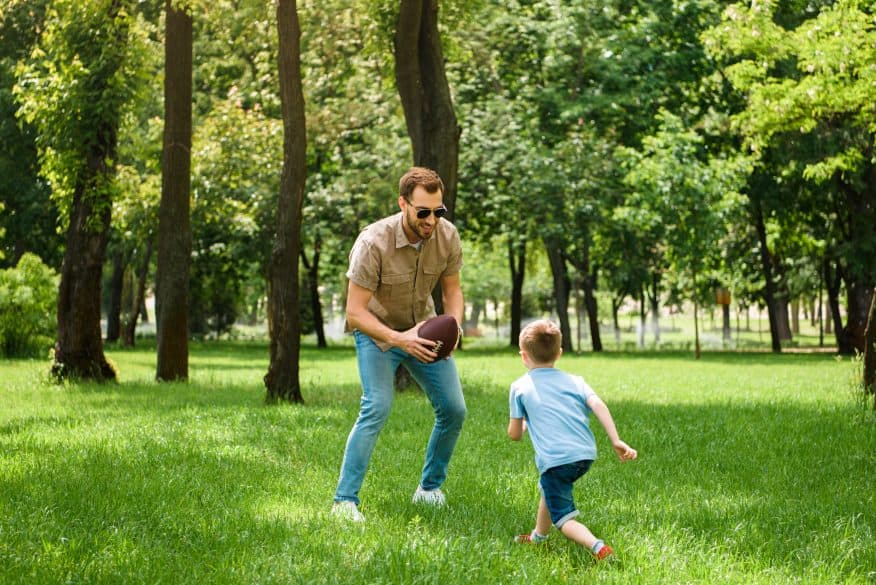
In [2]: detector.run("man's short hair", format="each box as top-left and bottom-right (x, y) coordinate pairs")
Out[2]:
(399, 167), (444, 201)
(519, 319), (562, 364)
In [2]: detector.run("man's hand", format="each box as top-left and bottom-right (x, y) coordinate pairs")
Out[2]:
(611, 440), (638, 462)
(394, 322), (439, 363)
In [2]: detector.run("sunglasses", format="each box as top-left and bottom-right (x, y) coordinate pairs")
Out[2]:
(414, 206), (448, 219)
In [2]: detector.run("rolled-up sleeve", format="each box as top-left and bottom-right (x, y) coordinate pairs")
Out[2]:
(442, 227), (463, 277)
(346, 237), (380, 291)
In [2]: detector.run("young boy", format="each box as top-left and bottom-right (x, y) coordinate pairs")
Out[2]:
(508, 319), (637, 561)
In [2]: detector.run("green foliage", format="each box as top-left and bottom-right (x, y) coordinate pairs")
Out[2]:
(703, 0), (876, 311)
(13, 0), (154, 227)
(705, 0), (876, 173)
(0, 0), (60, 268)
(189, 98), (282, 336)
(193, 0), (278, 116)
(5, 0), (873, 351)
(0, 252), (57, 357)
(619, 110), (751, 309)
(460, 238), (511, 310)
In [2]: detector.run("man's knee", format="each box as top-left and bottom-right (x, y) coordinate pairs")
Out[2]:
(446, 401), (466, 428)
(359, 398), (393, 428)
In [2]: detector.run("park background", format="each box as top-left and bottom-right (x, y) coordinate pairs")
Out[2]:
(1, 0), (875, 583)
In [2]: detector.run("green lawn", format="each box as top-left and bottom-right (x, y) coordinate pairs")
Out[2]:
(1, 344), (873, 584)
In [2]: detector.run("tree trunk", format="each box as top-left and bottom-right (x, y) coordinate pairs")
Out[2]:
(774, 295), (792, 341)
(862, 289), (875, 406)
(791, 298), (800, 334)
(818, 269), (824, 347)
(583, 272), (602, 352)
(692, 264), (700, 360)
(395, 0), (461, 218)
(139, 295), (149, 323)
(106, 249), (125, 343)
(52, 152), (117, 381)
(467, 300), (483, 330)
(575, 283), (583, 351)
(637, 291), (646, 348)
(824, 258), (845, 351)
(569, 238), (602, 352)
(156, 0), (193, 381)
(753, 200), (782, 353)
(842, 283), (873, 355)
(544, 238), (572, 352)
(264, 0), (306, 404)
(301, 236), (326, 349)
(51, 1), (127, 382)
(722, 304), (731, 342)
(838, 174), (876, 355)
(649, 273), (660, 343)
(124, 238), (153, 347)
(508, 238), (525, 347)
(612, 297), (622, 344)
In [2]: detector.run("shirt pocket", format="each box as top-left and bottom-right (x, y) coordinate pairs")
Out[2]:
(382, 271), (415, 300)
(421, 266), (442, 295)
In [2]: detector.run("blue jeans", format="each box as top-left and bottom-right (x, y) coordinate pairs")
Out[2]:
(334, 331), (467, 505)
(539, 459), (594, 528)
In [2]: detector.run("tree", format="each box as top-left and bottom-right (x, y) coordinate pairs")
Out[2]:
(156, 0), (193, 381)
(862, 286), (875, 409)
(297, 1), (410, 347)
(622, 111), (748, 358)
(115, 113), (162, 347)
(394, 0), (461, 218)
(0, 0), (61, 270)
(15, 0), (150, 380)
(704, 1), (876, 354)
(264, 0), (307, 404)
(188, 98), (280, 337)
(391, 0), (461, 388)
(452, 2), (559, 347)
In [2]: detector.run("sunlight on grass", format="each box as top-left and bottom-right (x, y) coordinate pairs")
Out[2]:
(1, 343), (873, 584)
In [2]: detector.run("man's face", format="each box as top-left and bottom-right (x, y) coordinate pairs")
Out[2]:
(399, 185), (444, 242)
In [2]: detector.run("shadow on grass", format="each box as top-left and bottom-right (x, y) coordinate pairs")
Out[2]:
(459, 345), (844, 368)
(2, 376), (872, 583)
(2, 341), (872, 582)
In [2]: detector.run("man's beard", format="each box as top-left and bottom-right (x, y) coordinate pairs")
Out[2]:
(406, 209), (434, 241)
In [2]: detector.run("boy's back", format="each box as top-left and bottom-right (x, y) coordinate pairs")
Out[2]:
(509, 368), (598, 473)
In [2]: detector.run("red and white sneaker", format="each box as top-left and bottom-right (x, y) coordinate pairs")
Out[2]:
(514, 532), (548, 544)
(595, 545), (614, 561)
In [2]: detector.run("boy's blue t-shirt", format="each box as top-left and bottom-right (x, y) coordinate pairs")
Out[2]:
(509, 367), (598, 473)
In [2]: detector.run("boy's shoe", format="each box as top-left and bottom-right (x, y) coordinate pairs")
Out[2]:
(412, 485), (446, 506)
(594, 545), (614, 561)
(331, 500), (365, 523)
(514, 532), (547, 544)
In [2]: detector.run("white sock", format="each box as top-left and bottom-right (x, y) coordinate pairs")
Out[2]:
(531, 530), (548, 543)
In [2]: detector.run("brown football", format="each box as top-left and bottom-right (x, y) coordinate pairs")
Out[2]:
(418, 315), (459, 361)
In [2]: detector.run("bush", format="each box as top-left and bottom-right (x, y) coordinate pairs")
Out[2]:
(0, 253), (58, 357)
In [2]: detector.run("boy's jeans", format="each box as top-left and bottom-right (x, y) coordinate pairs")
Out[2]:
(334, 330), (466, 505)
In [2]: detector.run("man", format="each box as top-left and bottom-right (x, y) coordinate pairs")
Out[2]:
(332, 167), (466, 523)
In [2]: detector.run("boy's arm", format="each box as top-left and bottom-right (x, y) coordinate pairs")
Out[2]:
(508, 417), (525, 441)
(586, 394), (638, 461)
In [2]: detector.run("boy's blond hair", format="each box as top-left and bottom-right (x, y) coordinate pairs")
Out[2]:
(519, 319), (562, 364)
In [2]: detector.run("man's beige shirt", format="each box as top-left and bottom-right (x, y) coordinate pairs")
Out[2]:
(345, 212), (463, 350)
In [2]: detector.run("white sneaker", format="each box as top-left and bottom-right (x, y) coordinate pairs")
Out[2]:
(331, 500), (365, 523)
(412, 485), (446, 506)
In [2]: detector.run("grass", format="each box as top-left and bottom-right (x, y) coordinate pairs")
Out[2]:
(1, 344), (874, 584)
